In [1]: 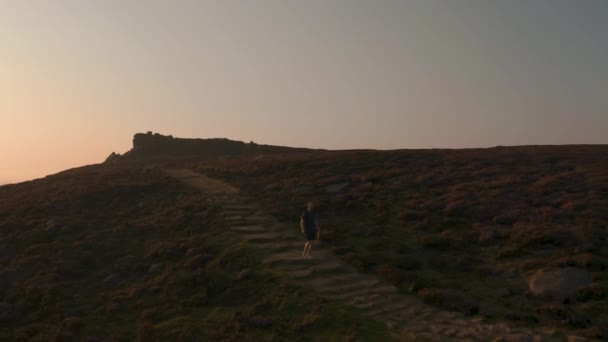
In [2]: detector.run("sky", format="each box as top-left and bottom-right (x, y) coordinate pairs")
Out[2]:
(1, 0), (607, 184)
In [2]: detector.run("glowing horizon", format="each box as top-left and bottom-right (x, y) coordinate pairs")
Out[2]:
(2, 0), (607, 184)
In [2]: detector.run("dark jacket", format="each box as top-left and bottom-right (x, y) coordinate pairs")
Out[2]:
(301, 210), (318, 232)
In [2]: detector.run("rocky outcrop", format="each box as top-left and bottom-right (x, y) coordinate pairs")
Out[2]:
(104, 152), (120, 163)
(528, 267), (592, 301)
(123, 132), (314, 160)
(325, 182), (350, 194)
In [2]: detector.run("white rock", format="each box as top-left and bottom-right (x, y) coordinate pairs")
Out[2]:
(528, 267), (592, 300)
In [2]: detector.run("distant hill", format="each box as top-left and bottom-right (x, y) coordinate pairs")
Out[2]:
(109, 132), (316, 163)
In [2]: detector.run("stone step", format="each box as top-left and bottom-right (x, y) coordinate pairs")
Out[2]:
(247, 215), (278, 223)
(230, 225), (271, 233)
(287, 269), (314, 278)
(263, 252), (327, 267)
(224, 216), (277, 225)
(316, 278), (382, 296)
(249, 241), (302, 253)
(346, 291), (395, 307)
(307, 273), (376, 290)
(219, 201), (250, 206)
(394, 302), (437, 322)
(241, 232), (292, 243)
(223, 215), (246, 221)
(383, 306), (420, 324)
(222, 204), (259, 210)
(365, 296), (417, 318)
(223, 211), (260, 218)
(223, 206), (259, 212)
(349, 294), (399, 311)
(276, 260), (348, 277)
(308, 260), (350, 274)
(324, 284), (397, 301)
(263, 253), (338, 269)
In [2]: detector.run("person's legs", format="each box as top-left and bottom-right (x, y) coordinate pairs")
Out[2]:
(306, 240), (314, 258)
(303, 229), (314, 257)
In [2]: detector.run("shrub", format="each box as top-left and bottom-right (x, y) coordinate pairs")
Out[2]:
(373, 265), (405, 285)
(419, 230), (467, 251)
(397, 255), (422, 271)
(510, 222), (579, 248)
(417, 288), (479, 316)
(577, 283), (608, 302)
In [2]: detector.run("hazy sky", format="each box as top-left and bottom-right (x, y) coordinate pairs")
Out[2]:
(1, 0), (607, 184)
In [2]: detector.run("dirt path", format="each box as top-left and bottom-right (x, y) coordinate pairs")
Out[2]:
(165, 169), (240, 194)
(166, 169), (582, 342)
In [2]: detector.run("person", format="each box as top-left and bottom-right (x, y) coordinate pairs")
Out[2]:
(300, 201), (320, 258)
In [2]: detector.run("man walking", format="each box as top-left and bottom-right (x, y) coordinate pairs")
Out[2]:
(300, 201), (320, 258)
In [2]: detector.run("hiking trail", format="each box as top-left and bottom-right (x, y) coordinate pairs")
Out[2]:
(166, 169), (583, 342)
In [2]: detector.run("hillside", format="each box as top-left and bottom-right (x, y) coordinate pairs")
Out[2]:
(1, 133), (607, 340)
(199, 144), (608, 339)
(0, 164), (385, 340)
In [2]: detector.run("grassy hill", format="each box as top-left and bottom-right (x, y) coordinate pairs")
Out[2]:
(199, 144), (608, 339)
(2, 133), (607, 340)
(0, 164), (386, 341)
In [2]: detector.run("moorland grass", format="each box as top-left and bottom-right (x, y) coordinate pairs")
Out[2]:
(0, 165), (388, 341)
(200, 146), (608, 339)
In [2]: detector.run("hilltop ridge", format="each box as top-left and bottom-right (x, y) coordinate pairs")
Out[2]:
(106, 132), (317, 163)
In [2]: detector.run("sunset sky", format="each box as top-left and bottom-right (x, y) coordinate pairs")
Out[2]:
(1, 0), (607, 184)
